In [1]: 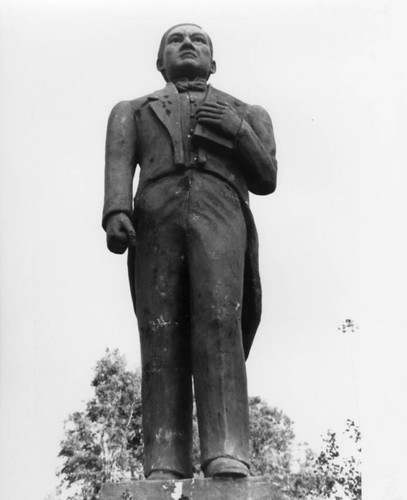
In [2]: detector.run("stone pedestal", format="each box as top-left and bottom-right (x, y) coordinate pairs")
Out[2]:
(100, 477), (284, 500)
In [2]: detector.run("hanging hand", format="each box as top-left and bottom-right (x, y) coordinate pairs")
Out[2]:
(105, 212), (136, 254)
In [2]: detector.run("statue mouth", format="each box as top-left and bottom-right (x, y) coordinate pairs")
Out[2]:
(180, 51), (197, 59)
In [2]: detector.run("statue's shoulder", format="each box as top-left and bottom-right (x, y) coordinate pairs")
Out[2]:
(128, 88), (164, 108)
(109, 89), (161, 117)
(108, 99), (140, 122)
(209, 86), (269, 119)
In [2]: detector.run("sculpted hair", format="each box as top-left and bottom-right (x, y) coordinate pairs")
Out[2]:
(157, 23), (214, 80)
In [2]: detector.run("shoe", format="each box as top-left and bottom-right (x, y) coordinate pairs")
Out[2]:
(204, 457), (249, 478)
(147, 470), (184, 481)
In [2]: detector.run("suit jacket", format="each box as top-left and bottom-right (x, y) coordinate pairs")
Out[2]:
(103, 82), (278, 358)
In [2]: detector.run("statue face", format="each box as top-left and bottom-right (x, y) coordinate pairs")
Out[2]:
(158, 24), (216, 81)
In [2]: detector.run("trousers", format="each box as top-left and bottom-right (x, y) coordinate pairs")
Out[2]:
(132, 169), (250, 477)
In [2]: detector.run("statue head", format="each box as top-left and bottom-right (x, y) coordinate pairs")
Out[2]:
(156, 23), (216, 82)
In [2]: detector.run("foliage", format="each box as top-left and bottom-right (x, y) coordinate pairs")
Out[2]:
(249, 396), (295, 489)
(291, 420), (361, 500)
(58, 349), (143, 500)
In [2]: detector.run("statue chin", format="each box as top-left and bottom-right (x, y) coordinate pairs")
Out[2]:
(166, 65), (211, 83)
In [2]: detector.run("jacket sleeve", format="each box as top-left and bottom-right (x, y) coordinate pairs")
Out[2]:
(102, 101), (137, 229)
(235, 105), (278, 195)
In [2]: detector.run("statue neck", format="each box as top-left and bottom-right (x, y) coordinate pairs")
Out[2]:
(172, 77), (208, 92)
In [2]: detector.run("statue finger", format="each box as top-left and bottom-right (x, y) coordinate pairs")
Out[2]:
(196, 111), (223, 120)
(197, 117), (221, 127)
(197, 110), (223, 119)
(120, 216), (136, 246)
(199, 103), (224, 112)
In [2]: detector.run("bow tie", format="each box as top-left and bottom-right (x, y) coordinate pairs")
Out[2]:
(174, 78), (207, 93)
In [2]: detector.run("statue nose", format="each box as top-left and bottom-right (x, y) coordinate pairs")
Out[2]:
(180, 37), (194, 49)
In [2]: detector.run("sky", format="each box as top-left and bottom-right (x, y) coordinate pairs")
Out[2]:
(0, 0), (406, 499)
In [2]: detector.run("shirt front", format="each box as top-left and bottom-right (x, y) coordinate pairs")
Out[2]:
(178, 89), (207, 167)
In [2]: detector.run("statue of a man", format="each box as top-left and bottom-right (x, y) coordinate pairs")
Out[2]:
(103, 23), (277, 481)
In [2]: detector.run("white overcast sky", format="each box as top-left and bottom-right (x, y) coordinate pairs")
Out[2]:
(1, 0), (406, 499)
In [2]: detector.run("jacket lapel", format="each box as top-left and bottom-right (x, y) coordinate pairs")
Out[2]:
(148, 82), (184, 165)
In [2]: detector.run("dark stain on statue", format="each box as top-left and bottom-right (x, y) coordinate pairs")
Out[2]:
(145, 355), (164, 374)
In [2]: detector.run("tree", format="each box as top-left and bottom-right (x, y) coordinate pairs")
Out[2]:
(58, 349), (143, 500)
(291, 420), (361, 500)
(249, 396), (295, 492)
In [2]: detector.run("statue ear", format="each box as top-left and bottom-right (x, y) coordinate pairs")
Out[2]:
(156, 58), (168, 81)
(210, 60), (217, 75)
(156, 58), (164, 72)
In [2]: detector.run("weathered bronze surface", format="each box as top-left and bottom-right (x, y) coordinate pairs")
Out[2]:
(103, 23), (278, 480)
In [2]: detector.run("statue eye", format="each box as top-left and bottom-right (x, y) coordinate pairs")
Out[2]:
(169, 35), (183, 44)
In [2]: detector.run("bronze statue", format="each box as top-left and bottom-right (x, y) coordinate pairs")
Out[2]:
(103, 23), (277, 481)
